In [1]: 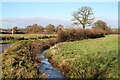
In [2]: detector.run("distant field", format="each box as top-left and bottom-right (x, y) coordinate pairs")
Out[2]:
(46, 35), (118, 78)
(1, 34), (57, 38)
(0, 39), (47, 44)
(0, 34), (57, 43)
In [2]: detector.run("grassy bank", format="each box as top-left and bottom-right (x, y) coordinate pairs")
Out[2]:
(2, 38), (57, 79)
(0, 39), (19, 43)
(45, 35), (118, 79)
(2, 41), (41, 79)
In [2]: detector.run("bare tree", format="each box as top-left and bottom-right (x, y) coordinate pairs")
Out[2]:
(72, 6), (95, 29)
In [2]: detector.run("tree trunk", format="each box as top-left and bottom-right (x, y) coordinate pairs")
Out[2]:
(83, 25), (85, 29)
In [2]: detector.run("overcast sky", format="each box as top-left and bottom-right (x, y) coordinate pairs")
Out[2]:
(0, 1), (119, 29)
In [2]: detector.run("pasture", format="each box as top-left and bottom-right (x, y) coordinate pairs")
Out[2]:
(0, 34), (57, 43)
(1, 34), (57, 38)
(46, 35), (118, 78)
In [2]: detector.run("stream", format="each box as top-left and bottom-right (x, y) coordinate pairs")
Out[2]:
(0, 43), (67, 79)
(38, 49), (67, 79)
(0, 43), (13, 53)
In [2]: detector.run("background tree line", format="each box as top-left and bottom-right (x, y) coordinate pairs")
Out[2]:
(25, 24), (63, 34)
(0, 24), (64, 34)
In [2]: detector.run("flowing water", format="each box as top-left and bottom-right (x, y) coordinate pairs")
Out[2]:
(0, 43), (66, 78)
(38, 49), (66, 79)
(0, 43), (13, 53)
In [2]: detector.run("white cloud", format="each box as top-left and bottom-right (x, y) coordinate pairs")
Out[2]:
(1, 16), (118, 29)
(1, 16), (73, 29)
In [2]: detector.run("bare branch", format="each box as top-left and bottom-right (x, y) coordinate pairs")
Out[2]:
(72, 6), (94, 29)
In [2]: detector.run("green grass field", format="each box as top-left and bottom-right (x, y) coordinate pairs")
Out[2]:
(1, 34), (57, 38)
(0, 34), (57, 43)
(0, 38), (48, 44)
(46, 35), (118, 78)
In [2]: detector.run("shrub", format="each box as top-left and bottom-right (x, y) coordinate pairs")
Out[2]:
(75, 28), (86, 40)
(57, 29), (78, 42)
(65, 29), (77, 41)
(90, 29), (105, 38)
(31, 38), (57, 56)
(57, 29), (105, 42)
(57, 30), (67, 42)
(109, 29), (119, 34)
(45, 38), (57, 46)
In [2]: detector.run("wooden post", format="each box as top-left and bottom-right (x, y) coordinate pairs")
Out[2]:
(12, 24), (13, 35)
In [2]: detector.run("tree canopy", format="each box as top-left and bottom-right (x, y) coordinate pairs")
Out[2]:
(72, 6), (95, 29)
(56, 24), (63, 32)
(92, 20), (111, 34)
(45, 24), (55, 33)
(26, 24), (43, 33)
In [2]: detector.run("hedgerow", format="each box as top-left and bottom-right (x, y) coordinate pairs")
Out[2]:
(57, 29), (105, 42)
